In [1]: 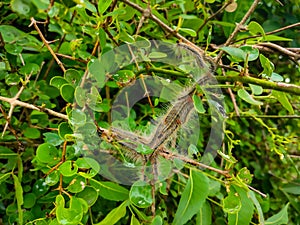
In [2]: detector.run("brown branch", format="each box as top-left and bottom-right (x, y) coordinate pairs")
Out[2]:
(0, 96), (68, 120)
(29, 17), (66, 73)
(256, 42), (300, 59)
(216, 0), (261, 63)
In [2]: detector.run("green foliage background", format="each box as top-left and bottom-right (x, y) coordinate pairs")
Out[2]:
(0, 0), (299, 224)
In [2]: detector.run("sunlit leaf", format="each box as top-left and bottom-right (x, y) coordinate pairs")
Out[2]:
(265, 204), (289, 225)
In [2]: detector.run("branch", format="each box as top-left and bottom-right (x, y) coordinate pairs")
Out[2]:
(256, 42), (300, 59)
(137, 67), (300, 95)
(0, 96), (68, 120)
(29, 17), (66, 73)
(216, 0), (261, 63)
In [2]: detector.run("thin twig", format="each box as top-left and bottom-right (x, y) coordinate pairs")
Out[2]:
(235, 22), (300, 43)
(29, 17), (66, 73)
(0, 96), (68, 120)
(216, 0), (261, 63)
(256, 42), (300, 59)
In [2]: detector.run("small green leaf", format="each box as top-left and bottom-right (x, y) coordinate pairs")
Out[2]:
(23, 193), (36, 209)
(179, 28), (197, 37)
(240, 46), (259, 61)
(0, 173), (11, 184)
(50, 76), (68, 89)
(192, 94), (206, 113)
(13, 174), (23, 224)
(90, 179), (129, 201)
(196, 201), (212, 225)
(272, 90), (294, 114)
(98, 0), (113, 14)
(148, 52), (168, 59)
(282, 182), (300, 195)
(136, 144), (154, 155)
(43, 132), (64, 146)
(94, 200), (128, 225)
(89, 60), (106, 88)
(131, 215), (141, 225)
(265, 204), (289, 225)
(259, 54), (274, 77)
(249, 84), (263, 95)
(36, 143), (60, 164)
(249, 191), (265, 225)
(19, 63), (40, 75)
(76, 186), (98, 206)
(220, 46), (246, 62)
(24, 127), (41, 139)
(4, 43), (23, 55)
(66, 176), (85, 193)
(130, 181), (153, 208)
(56, 195), (84, 225)
(11, 0), (37, 17)
(60, 83), (75, 103)
(45, 171), (60, 186)
(173, 170), (209, 225)
(247, 21), (265, 37)
(270, 72), (284, 82)
(238, 89), (263, 106)
(151, 215), (162, 225)
(59, 160), (78, 177)
(223, 191), (241, 214)
(64, 69), (82, 86)
(237, 167), (253, 185)
(74, 86), (87, 107)
(76, 157), (100, 178)
(58, 122), (73, 139)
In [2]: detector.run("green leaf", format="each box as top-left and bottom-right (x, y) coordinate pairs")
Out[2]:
(12, 174), (23, 225)
(60, 83), (75, 103)
(220, 46), (246, 62)
(76, 157), (100, 178)
(64, 69), (82, 86)
(249, 191), (265, 225)
(136, 144), (154, 155)
(19, 63), (40, 75)
(11, 0), (37, 17)
(238, 89), (263, 106)
(94, 200), (128, 225)
(4, 43), (23, 55)
(74, 86), (87, 107)
(59, 160), (78, 177)
(247, 21), (265, 37)
(173, 170), (209, 225)
(58, 122), (73, 139)
(237, 167), (253, 185)
(67, 176), (86, 193)
(151, 215), (162, 225)
(24, 127), (41, 139)
(179, 28), (197, 37)
(265, 204), (289, 225)
(56, 195), (84, 225)
(240, 46), (259, 61)
(89, 60), (106, 88)
(131, 215), (141, 225)
(36, 143), (60, 164)
(263, 35), (292, 42)
(260, 54), (274, 77)
(148, 52), (168, 59)
(228, 185), (254, 225)
(249, 84), (263, 95)
(0, 173), (11, 184)
(272, 90), (294, 114)
(98, 0), (113, 14)
(192, 94), (206, 113)
(45, 171), (60, 186)
(281, 181), (300, 195)
(76, 186), (98, 206)
(223, 191), (241, 214)
(43, 132), (64, 146)
(196, 201), (212, 225)
(130, 181), (153, 208)
(23, 193), (36, 209)
(90, 179), (129, 201)
(50, 76), (68, 89)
